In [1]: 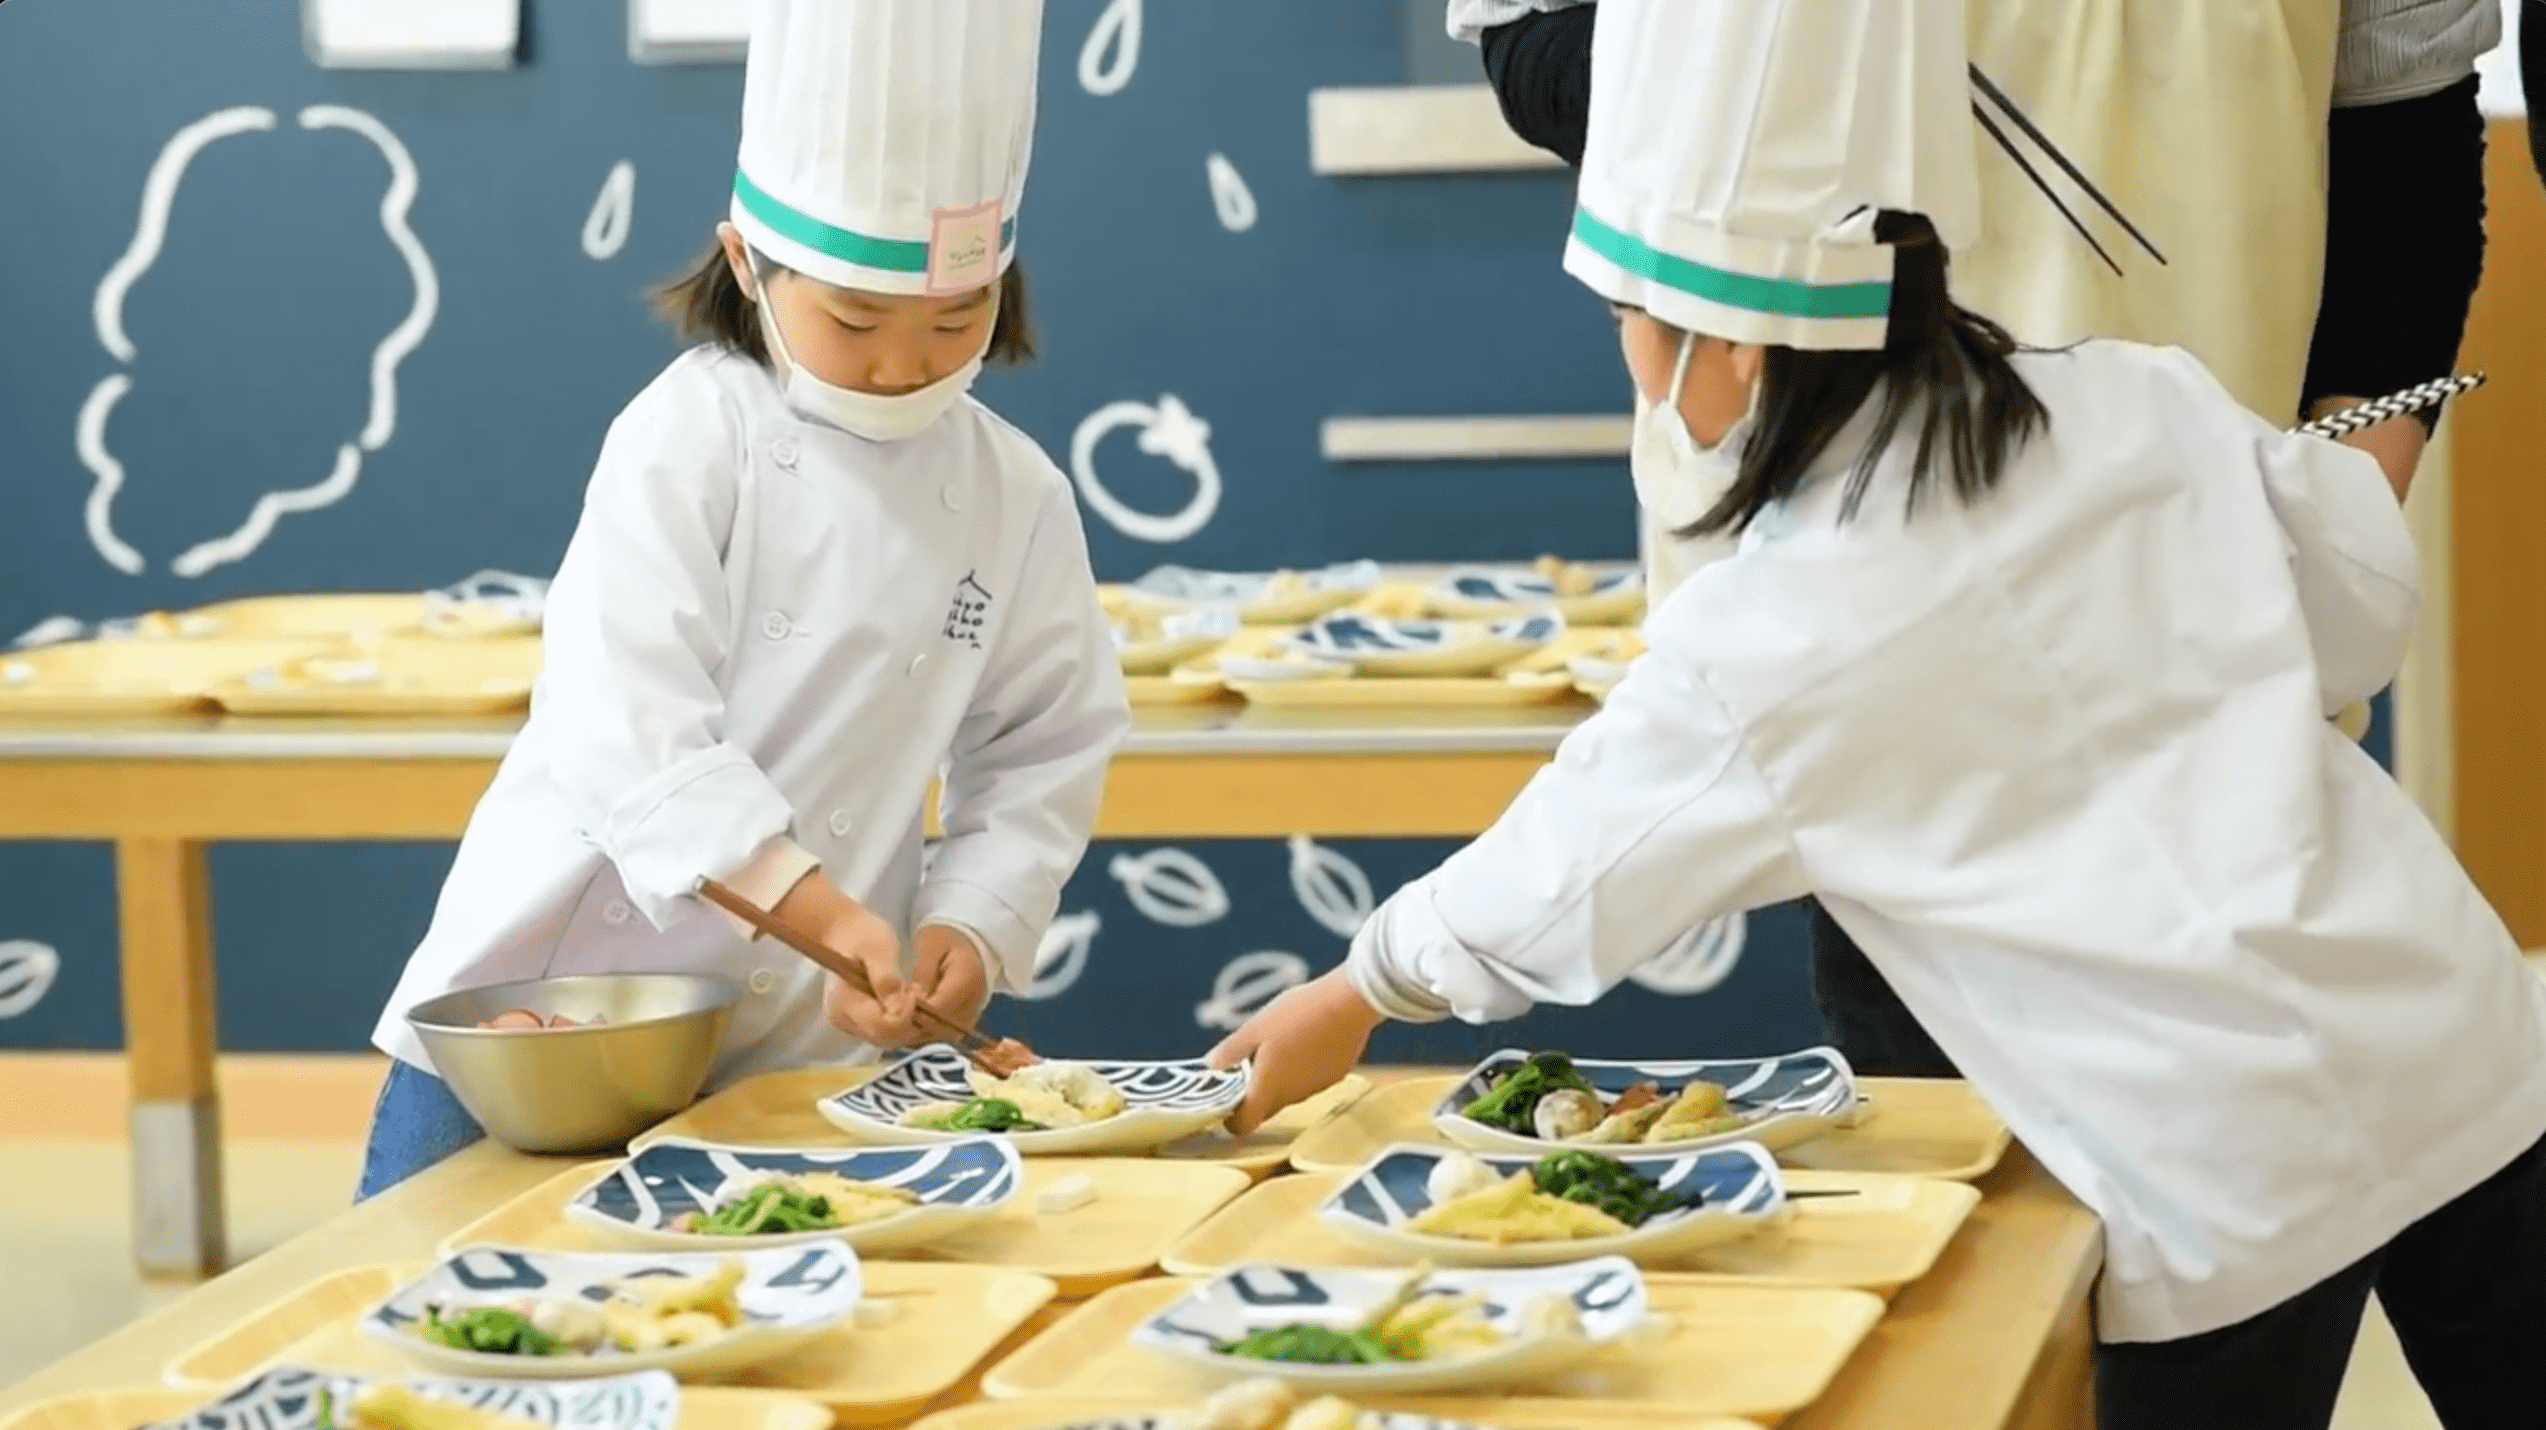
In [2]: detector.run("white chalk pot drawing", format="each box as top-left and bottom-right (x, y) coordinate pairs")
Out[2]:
(1624, 913), (1748, 997)
(1078, 0), (1141, 97)
(1023, 909), (1100, 1002)
(583, 160), (636, 260)
(0, 941), (62, 1020)
(1071, 395), (1222, 544)
(1206, 153), (1257, 233)
(1107, 846), (1229, 928)
(1287, 835), (1374, 941)
(82, 104), (439, 578)
(1195, 950), (1308, 1032)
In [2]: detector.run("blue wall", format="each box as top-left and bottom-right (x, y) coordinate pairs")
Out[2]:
(0, 1), (1825, 1063)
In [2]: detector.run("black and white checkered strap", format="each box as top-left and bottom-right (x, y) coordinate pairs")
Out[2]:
(2294, 373), (2488, 440)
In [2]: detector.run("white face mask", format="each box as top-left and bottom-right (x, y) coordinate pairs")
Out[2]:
(749, 255), (984, 444)
(1629, 332), (1761, 531)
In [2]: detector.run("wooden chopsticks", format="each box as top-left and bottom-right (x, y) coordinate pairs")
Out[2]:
(696, 878), (1010, 1076)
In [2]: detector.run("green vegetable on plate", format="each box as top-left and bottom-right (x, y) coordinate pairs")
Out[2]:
(418, 1305), (559, 1357)
(1530, 1149), (1699, 1227)
(1459, 1052), (1596, 1136)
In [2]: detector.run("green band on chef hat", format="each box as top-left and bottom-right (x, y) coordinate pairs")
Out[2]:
(1570, 207), (1893, 322)
(734, 168), (1017, 276)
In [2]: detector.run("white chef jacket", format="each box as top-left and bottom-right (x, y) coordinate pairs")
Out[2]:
(1349, 339), (2546, 1343)
(374, 347), (1130, 1088)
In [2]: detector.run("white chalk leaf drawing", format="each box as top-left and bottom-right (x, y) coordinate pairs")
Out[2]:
(1195, 950), (1309, 1032)
(1070, 394), (1222, 544)
(1206, 153), (1257, 233)
(82, 104), (438, 578)
(1287, 835), (1373, 941)
(1624, 913), (1748, 997)
(1078, 0), (1140, 97)
(1021, 909), (1099, 1002)
(0, 941), (63, 1020)
(582, 159), (636, 260)
(1106, 846), (1229, 928)
(10, 616), (87, 650)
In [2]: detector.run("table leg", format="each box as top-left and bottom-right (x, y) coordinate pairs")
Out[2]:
(116, 838), (227, 1278)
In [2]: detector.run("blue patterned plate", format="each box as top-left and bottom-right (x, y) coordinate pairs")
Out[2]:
(1279, 613), (1563, 678)
(361, 1244), (859, 1381)
(1318, 1143), (1782, 1267)
(1127, 563), (1381, 624)
(1427, 565), (1644, 623)
(815, 1048), (1250, 1155)
(1433, 1048), (1858, 1157)
(1130, 1259), (1645, 1395)
(139, 1366), (681, 1430)
(564, 1138), (1020, 1253)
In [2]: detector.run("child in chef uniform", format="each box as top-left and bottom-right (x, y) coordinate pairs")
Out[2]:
(1213, 3), (2546, 1426)
(357, 0), (1127, 1198)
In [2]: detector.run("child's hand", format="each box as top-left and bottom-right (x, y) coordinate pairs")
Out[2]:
(1207, 967), (1386, 1136)
(911, 924), (993, 1036)
(816, 905), (918, 1044)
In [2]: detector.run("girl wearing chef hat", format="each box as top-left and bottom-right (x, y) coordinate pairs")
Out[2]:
(356, 0), (1127, 1198)
(1214, 2), (2546, 1422)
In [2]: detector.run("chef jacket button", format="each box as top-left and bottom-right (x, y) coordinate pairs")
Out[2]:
(907, 653), (929, 677)
(941, 486), (964, 513)
(762, 612), (792, 642)
(603, 899), (633, 925)
(771, 438), (799, 470)
(749, 967), (777, 995)
(828, 810), (854, 837)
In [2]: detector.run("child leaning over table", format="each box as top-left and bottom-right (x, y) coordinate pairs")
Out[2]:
(1210, 5), (2546, 1430)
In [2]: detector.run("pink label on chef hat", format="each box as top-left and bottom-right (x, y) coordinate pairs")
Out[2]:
(926, 201), (1003, 296)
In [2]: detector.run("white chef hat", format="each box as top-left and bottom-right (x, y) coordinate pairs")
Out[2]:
(1564, 0), (1982, 352)
(732, 0), (1044, 297)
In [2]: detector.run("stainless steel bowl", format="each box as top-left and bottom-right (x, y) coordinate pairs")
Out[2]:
(405, 973), (741, 1154)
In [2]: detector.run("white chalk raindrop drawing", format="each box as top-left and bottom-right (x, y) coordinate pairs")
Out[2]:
(1624, 913), (1748, 997)
(582, 160), (636, 260)
(1287, 835), (1373, 940)
(0, 941), (62, 1020)
(1078, 0), (1141, 97)
(81, 104), (439, 578)
(1195, 950), (1308, 1032)
(10, 616), (86, 651)
(1206, 153), (1257, 233)
(1106, 846), (1229, 928)
(1022, 909), (1100, 1002)
(1071, 395), (1222, 544)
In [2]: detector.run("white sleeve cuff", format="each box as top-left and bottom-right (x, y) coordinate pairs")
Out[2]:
(712, 837), (821, 940)
(913, 880), (1035, 994)
(606, 743), (796, 928)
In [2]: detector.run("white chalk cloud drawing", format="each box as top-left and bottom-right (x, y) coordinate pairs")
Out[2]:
(1021, 909), (1099, 1002)
(1078, 0), (1140, 97)
(1206, 153), (1257, 233)
(1071, 395), (1222, 544)
(583, 159), (636, 260)
(1624, 913), (1748, 997)
(1195, 950), (1308, 1032)
(0, 940), (62, 1020)
(1107, 846), (1229, 928)
(1287, 835), (1373, 941)
(81, 103), (439, 578)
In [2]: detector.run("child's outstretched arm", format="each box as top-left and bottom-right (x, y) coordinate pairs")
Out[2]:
(1214, 619), (1807, 1132)
(918, 467), (1131, 1001)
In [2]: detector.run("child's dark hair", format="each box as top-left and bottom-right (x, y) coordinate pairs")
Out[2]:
(651, 240), (1039, 367)
(1677, 211), (2047, 538)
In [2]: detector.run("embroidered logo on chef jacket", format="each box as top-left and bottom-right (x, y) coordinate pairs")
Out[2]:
(942, 572), (992, 649)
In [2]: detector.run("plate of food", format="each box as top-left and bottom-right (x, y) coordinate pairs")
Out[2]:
(135, 1366), (684, 1430)
(1040, 1379), (1533, 1430)
(1425, 561), (1644, 625)
(1125, 564), (1382, 626)
(816, 1050), (1251, 1155)
(1435, 1049), (1858, 1157)
(565, 1137), (1021, 1253)
(1117, 607), (1241, 677)
(1318, 1144), (1782, 1268)
(361, 1244), (859, 1380)
(1129, 1259), (1643, 1396)
(1277, 614), (1563, 680)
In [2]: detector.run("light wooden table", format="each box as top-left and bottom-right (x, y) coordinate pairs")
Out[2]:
(0, 1079), (2103, 1430)
(0, 705), (1585, 1278)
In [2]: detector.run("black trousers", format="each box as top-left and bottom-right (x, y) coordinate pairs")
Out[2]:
(2097, 1129), (2546, 1430)
(1806, 899), (1960, 1079)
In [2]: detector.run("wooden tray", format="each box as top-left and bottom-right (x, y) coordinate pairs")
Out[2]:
(977, 1275), (1884, 1425)
(1123, 674), (1234, 707)
(164, 1262), (1057, 1425)
(441, 1158), (1253, 1299)
(0, 1385), (831, 1430)
(0, 638), (331, 717)
(909, 1396), (1754, 1430)
(1201, 626), (1610, 710)
(212, 637), (542, 717)
(1289, 1076), (2011, 1183)
(633, 1067), (1371, 1177)
(179, 593), (431, 640)
(1160, 1170), (1977, 1297)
